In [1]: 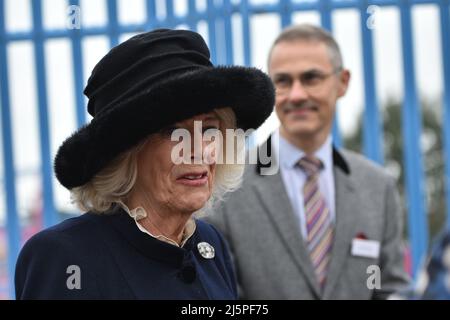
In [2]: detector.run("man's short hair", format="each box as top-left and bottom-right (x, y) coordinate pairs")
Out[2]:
(268, 24), (343, 69)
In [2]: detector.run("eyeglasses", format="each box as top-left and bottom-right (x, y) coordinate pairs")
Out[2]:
(272, 67), (342, 96)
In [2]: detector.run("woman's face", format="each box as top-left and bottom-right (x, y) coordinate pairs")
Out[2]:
(134, 112), (221, 214)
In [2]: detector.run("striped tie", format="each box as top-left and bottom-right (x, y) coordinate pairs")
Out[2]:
(298, 156), (334, 288)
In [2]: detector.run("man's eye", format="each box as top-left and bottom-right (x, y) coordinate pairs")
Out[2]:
(274, 77), (291, 87)
(302, 73), (322, 85)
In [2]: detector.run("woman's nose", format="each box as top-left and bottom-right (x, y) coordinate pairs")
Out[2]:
(189, 124), (209, 163)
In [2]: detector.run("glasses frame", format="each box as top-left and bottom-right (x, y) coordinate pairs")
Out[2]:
(272, 66), (343, 96)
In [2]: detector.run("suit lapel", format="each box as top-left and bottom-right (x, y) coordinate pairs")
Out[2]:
(254, 138), (322, 297)
(254, 139), (360, 299)
(323, 149), (359, 299)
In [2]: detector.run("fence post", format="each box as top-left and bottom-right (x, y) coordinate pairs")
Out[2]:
(106, 0), (119, 47)
(360, 2), (383, 164)
(399, 0), (428, 277)
(439, 0), (450, 229)
(31, 0), (58, 229)
(207, 0), (218, 64)
(0, 0), (21, 299)
(241, 0), (252, 66)
(223, 0), (234, 65)
(320, 0), (342, 148)
(279, 0), (292, 28)
(68, 0), (86, 128)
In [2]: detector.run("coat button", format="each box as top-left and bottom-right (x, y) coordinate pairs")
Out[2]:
(179, 264), (196, 283)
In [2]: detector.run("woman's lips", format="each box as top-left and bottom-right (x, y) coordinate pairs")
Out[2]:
(177, 171), (208, 186)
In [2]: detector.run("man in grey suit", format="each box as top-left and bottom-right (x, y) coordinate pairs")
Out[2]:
(207, 24), (410, 299)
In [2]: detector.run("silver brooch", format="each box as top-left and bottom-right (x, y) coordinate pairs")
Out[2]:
(197, 242), (215, 259)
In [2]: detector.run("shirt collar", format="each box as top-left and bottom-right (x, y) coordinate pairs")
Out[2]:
(274, 128), (333, 170)
(117, 201), (196, 248)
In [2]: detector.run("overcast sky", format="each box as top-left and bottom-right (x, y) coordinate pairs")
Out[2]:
(0, 0), (446, 220)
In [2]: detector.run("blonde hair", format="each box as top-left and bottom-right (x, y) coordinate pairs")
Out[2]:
(71, 107), (244, 213)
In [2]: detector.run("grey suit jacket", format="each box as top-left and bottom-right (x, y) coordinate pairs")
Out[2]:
(206, 139), (410, 299)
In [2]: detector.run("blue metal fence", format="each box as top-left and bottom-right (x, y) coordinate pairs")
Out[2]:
(0, 0), (449, 298)
(0, 0), (20, 299)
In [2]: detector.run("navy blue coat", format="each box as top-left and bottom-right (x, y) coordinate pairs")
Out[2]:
(15, 206), (238, 299)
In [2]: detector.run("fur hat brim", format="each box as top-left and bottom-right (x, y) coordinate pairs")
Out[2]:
(54, 66), (274, 189)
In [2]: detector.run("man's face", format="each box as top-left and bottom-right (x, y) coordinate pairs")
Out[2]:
(269, 40), (350, 142)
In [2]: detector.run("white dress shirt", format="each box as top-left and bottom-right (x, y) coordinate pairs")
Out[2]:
(271, 129), (336, 240)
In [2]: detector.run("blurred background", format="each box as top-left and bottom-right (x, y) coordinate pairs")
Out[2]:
(0, 0), (449, 299)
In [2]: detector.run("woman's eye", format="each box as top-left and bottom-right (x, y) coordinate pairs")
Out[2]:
(159, 126), (178, 136)
(203, 126), (220, 134)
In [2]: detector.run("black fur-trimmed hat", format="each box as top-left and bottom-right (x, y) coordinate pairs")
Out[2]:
(54, 28), (275, 189)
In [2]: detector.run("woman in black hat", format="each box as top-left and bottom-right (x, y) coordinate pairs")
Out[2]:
(14, 29), (274, 299)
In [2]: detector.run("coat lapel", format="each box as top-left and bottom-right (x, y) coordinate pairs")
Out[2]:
(254, 137), (322, 297)
(255, 140), (360, 299)
(323, 149), (359, 299)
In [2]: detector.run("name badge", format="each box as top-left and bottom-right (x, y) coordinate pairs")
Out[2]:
(351, 238), (380, 258)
